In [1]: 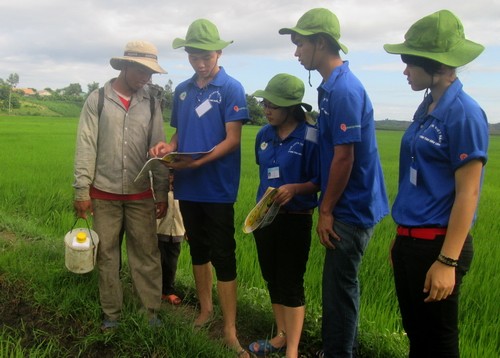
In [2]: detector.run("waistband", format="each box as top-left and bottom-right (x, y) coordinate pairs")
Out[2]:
(90, 186), (153, 201)
(278, 208), (313, 215)
(397, 226), (447, 240)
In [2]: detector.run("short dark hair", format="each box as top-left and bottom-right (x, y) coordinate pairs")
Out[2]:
(401, 54), (447, 75)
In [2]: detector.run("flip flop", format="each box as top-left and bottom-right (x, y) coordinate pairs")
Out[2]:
(162, 294), (182, 305)
(248, 339), (285, 356)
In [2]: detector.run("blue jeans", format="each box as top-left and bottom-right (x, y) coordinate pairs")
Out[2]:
(322, 220), (373, 358)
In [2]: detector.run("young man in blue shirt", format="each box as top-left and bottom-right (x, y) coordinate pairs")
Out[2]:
(280, 8), (389, 358)
(150, 19), (250, 357)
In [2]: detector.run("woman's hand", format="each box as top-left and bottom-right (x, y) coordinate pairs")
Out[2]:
(423, 261), (456, 302)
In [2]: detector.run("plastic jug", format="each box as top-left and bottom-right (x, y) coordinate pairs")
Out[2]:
(64, 220), (99, 274)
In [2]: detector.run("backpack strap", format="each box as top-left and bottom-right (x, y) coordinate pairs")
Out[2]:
(97, 87), (105, 120)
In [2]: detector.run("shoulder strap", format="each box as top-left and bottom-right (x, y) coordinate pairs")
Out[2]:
(97, 87), (105, 120)
(150, 96), (155, 118)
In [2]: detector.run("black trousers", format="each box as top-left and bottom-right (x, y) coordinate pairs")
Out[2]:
(392, 234), (473, 358)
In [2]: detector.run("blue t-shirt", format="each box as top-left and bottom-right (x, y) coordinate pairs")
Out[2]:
(255, 122), (320, 212)
(392, 79), (489, 227)
(317, 61), (389, 228)
(171, 67), (249, 203)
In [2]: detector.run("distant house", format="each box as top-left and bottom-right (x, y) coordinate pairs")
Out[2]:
(37, 90), (52, 97)
(15, 88), (37, 96)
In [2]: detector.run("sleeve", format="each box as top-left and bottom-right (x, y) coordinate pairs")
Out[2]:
(223, 80), (249, 124)
(150, 99), (169, 203)
(73, 90), (99, 201)
(329, 88), (363, 146)
(447, 103), (489, 171)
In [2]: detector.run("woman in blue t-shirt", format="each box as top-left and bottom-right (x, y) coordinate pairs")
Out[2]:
(384, 10), (489, 357)
(247, 74), (319, 358)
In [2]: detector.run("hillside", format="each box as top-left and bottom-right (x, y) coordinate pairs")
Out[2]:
(4, 98), (500, 134)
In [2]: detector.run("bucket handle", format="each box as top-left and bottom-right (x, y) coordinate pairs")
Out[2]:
(70, 217), (96, 247)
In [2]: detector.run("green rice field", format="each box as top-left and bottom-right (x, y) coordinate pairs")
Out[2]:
(0, 116), (498, 357)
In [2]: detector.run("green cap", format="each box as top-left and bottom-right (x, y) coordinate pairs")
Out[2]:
(252, 73), (312, 111)
(279, 8), (348, 54)
(172, 19), (233, 51)
(383, 9), (484, 67)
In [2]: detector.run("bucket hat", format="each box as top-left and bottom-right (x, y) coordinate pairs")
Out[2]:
(383, 10), (484, 67)
(252, 73), (312, 111)
(172, 19), (233, 51)
(279, 8), (348, 54)
(110, 40), (166, 74)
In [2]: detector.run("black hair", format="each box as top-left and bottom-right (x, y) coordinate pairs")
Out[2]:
(401, 54), (446, 75)
(286, 104), (306, 122)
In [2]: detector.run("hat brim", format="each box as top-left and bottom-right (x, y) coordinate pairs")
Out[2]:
(383, 40), (484, 67)
(110, 58), (167, 74)
(279, 27), (348, 54)
(253, 89), (312, 112)
(172, 38), (233, 51)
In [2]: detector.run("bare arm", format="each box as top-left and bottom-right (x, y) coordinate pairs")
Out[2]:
(316, 143), (354, 249)
(423, 159), (483, 302)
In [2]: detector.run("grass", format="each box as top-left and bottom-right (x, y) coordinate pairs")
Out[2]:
(0, 116), (499, 357)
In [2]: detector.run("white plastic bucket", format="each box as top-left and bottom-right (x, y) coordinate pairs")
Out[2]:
(64, 227), (99, 274)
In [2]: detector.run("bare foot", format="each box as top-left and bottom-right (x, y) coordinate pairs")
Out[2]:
(194, 310), (214, 328)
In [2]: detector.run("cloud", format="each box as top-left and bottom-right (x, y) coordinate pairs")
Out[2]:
(1, 0), (499, 121)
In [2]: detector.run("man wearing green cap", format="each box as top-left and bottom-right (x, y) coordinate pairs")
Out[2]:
(384, 10), (488, 357)
(280, 8), (389, 358)
(150, 19), (249, 357)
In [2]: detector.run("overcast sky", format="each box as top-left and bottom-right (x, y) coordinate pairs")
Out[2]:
(1, 0), (499, 122)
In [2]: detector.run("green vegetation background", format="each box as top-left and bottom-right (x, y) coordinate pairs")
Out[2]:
(0, 101), (499, 357)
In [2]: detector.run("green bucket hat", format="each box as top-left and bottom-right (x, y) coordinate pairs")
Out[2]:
(383, 10), (484, 67)
(172, 19), (233, 51)
(252, 73), (312, 111)
(279, 8), (348, 54)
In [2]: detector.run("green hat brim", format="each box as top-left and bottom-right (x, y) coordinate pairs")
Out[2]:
(172, 38), (233, 51)
(383, 39), (484, 67)
(279, 27), (348, 54)
(253, 89), (312, 112)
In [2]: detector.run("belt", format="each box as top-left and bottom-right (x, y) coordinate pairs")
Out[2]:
(397, 226), (447, 240)
(278, 209), (313, 215)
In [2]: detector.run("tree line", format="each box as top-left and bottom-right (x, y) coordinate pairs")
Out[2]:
(0, 73), (317, 125)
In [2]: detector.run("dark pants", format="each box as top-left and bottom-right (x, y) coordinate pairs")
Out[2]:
(322, 220), (373, 358)
(158, 238), (181, 295)
(392, 234), (473, 358)
(179, 201), (236, 282)
(253, 213), (312, 307)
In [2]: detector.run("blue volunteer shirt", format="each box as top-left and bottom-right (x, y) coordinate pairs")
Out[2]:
(317, 61), (389, 228)
(255, 122), (320, 211)
(392, 79), (489, 227)
(171, 67), (249, 203)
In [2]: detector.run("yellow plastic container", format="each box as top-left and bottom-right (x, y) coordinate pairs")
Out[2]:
(64, 228), (99, 274)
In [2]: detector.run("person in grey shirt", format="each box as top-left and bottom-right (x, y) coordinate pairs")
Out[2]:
(73, 40), (168, 330)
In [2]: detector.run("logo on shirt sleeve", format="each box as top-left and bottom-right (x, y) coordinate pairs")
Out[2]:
(459, 153), (469, 161)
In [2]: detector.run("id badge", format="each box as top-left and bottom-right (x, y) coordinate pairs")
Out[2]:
(410, 164), (417, 186)
(195, 99), (212, 117)
(268, 166), (280, 179)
